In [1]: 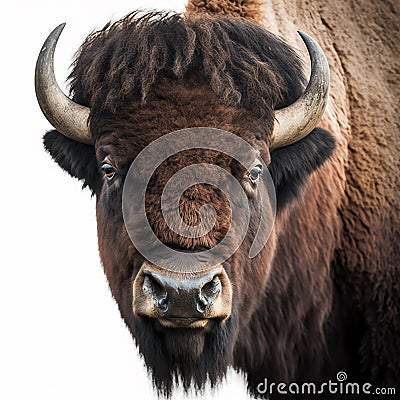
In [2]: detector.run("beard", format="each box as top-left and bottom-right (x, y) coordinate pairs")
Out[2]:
(131, 312), (238, 396)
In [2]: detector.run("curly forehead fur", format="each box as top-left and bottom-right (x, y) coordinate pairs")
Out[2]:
(69, 11), (305, 117)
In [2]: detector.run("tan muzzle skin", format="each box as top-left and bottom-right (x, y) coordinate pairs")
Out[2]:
(133, 262), (233, 328)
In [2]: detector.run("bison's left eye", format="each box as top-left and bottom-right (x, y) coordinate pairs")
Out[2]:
(248, 164), (263, 184)
(101, 162), (116, 181)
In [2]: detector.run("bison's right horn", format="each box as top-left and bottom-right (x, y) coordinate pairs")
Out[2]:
(35, 23), (92, 145)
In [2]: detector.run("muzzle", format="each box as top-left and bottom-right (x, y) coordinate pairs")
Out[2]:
(133, 262), (232, 328)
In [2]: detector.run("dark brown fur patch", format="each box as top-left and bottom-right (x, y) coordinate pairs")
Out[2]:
(69, 12), (305, 122)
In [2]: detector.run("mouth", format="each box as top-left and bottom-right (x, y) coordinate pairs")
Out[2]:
(158, 317), (209, 328)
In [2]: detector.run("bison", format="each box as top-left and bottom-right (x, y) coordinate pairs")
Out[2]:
(35, 0), (400, 397)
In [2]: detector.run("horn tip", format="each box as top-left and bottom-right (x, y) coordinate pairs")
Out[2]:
(296, 30), (310, 42)
(55, 22), (66, 32)
(51, 23), (66, 38)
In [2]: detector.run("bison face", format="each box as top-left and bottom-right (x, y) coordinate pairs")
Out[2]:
(37, 12), (335, 395)
(89, 86), (280, 391)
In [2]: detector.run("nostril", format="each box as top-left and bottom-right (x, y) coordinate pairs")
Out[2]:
(197, 275), (221, 314)
(143, 275), (168, 313)
(203, 275), (222, 300)
(157, 295), (168, 313)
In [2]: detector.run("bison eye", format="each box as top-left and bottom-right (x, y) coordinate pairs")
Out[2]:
(101, 162), (116, 181)
(248, 164), (263, 184)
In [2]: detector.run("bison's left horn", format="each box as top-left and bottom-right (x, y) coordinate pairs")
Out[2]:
(271, 31), (330, 149)
(35, 23), (92, 145)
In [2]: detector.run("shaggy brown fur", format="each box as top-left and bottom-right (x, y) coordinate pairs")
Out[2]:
(41, 0), (400, 397)
(186, 0), (265, 24)
(70, 11), (304, 124)
(261, 0), (400, 389)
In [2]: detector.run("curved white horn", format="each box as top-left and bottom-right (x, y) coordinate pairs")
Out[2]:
(35, 23), (92, 145)
(271, 31), (330, 149)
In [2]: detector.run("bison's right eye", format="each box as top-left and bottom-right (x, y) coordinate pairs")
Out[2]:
(101, 163), (116, 181)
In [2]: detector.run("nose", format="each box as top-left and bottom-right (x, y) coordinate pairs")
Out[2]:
(143, 267), (222, 315)
(133, 263), (232, 327)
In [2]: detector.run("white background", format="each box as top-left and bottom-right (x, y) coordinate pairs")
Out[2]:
(0, 1), (251, 399)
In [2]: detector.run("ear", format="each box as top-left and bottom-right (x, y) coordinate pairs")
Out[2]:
(268, 127), (336, 211)
(43, 130), (101, 193)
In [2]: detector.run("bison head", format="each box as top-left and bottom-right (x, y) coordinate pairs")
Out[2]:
(36, 12), (334, 395)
